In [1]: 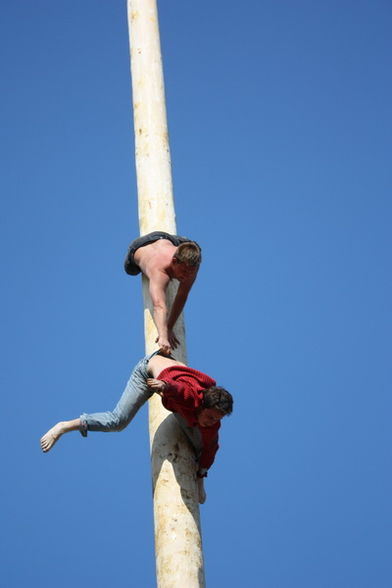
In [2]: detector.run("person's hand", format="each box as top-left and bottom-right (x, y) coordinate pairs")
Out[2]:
(147, 378), (167, 396)
(155, 336), (172, 356)
(197, 477), (207, 504)
(168, 330), (180, 349)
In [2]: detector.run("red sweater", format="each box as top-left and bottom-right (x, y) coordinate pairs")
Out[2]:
(157, 365), (220, 474)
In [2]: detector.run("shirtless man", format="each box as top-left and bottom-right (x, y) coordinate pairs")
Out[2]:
(124, 231), (202, 355)
(40, 351), (233, 503)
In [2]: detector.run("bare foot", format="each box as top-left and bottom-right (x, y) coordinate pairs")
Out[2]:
(40, 422), (65, 453)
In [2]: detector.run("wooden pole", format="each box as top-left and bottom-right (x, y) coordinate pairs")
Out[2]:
(127, 2), (205, 586)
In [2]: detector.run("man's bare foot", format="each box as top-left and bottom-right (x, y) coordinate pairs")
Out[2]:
(40, 422), (65, 453)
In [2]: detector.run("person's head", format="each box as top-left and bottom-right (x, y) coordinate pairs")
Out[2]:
(197, 386), (233, 427)
(175, 241), (202, 266)
(171, 241), (202, 280)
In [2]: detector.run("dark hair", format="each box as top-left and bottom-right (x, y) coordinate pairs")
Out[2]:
(202, 386), (233, 415)
(174, 241), (202, 266)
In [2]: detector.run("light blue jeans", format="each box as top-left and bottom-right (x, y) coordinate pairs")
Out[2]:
(79, 351), (203, 464)
(79, 351), (159, 436)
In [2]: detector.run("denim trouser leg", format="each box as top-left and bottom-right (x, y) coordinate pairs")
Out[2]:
(79, 352), (158, 436)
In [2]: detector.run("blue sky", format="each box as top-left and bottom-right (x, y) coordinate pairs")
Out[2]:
(2, 1), (392, 586)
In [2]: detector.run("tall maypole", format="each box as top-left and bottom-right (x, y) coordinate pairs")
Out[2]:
(127, 2), (205, 586)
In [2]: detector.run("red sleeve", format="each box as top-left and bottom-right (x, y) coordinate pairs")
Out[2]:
(198, 423), (220, 474)
(161, 376), (203, 410)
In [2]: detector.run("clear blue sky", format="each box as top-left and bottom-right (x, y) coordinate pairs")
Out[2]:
(2, 1), (391, 587)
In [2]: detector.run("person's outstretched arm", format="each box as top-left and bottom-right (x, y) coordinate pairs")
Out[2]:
(148, 271), (172, 354)
(167, 273), (198, 337)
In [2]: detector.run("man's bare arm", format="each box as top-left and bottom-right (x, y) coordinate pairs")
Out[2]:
(148, 271), (172, 354)
(167, 274), (197, 333)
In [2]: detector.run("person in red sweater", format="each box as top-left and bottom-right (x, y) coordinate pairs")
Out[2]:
(40, 351), (233, 503)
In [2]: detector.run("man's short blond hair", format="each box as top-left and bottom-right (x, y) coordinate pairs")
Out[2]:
(174, 241), (202, 266)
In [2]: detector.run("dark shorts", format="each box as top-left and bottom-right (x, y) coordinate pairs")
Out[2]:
(124, 231), (192, 275)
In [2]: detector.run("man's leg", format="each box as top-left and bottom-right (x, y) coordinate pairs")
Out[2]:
(79, 354), (153, 435)
(40, 353), (158, 452)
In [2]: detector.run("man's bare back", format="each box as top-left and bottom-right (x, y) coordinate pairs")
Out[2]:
(148, 353), (186, 378)
(134, 239), (176, 280)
